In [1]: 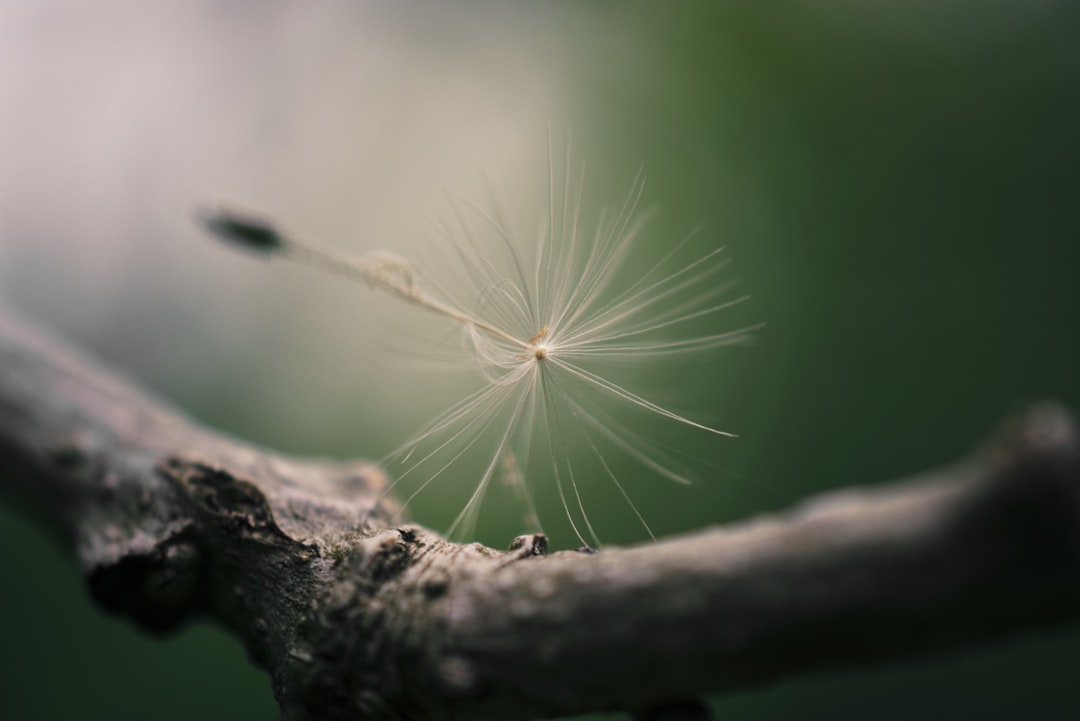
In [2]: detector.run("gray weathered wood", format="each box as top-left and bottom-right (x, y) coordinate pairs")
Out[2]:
(1, 307), (1078, 720)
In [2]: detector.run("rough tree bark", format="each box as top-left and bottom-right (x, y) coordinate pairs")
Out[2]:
(1, 306), (1078, 721)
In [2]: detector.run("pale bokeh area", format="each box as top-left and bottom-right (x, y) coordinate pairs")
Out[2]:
(2, 2), (1080, 720)
(0, 0), (563, 473)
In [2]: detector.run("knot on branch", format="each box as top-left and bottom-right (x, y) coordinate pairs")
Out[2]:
(158, 457), (298, 547)
(507, 533), (548, 560)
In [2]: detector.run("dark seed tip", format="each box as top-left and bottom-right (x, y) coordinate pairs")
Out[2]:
(196, 203), (285, 255)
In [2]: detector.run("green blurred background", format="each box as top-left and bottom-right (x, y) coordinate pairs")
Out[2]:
(2, 1), (1079, 719)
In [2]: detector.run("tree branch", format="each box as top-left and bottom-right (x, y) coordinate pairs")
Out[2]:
(1, 306), (1078, 721)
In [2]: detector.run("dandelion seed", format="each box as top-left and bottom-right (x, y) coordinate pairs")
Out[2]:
(199, 141), (760, 546)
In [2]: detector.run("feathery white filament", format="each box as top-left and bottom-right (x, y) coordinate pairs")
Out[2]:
(202, 141), (756, 546)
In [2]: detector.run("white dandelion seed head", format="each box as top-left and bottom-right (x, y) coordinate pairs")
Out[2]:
(201, 136), (760, 547)
(376, 143), (760, 547)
